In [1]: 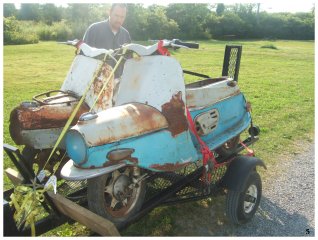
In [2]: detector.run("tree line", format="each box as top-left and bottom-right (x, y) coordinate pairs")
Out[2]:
(4, 3), (315, 45)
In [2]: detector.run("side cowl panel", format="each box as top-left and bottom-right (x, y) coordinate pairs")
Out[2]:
(76, 130), (199, 172)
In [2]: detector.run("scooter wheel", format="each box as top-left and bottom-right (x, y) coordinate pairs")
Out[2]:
(87, 166), (146, 229)
(225, 171), (262, 225)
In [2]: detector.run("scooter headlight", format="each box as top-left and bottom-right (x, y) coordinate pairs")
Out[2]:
(65, 130), (87, 165)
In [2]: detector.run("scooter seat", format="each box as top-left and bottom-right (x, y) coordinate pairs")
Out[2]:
(71, 103), (169, 146)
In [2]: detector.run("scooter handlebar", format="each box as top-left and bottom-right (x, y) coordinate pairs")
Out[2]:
(172, 39), (199, 49)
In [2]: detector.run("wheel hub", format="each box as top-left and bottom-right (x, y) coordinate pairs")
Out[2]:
(113, 174), (132, 201)
(244, 184), (258, 214)
(104, 168), (136, 209)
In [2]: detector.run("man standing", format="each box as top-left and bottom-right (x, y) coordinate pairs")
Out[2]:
(83, 3), (131, 50)
(83, 3), (131, 81)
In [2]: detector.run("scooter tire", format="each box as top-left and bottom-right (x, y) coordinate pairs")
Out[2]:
(87, 167), (146, 229)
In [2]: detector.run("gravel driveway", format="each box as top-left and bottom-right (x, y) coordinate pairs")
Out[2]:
(173, 143), (315, 236)
(225, 143), (315, 236)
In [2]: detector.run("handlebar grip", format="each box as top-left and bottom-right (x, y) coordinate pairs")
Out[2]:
(174, 39), (199, 49)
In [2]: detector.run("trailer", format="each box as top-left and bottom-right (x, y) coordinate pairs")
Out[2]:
(3, 135), (260, 236)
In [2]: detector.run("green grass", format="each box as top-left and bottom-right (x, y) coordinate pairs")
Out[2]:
(3, 40), (314, 236)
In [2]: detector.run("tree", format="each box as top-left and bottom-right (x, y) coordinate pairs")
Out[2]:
(206, 12), (247, 39)
(124, 4), (148, 40)
(4, 3), (17, 18)
(41, 4), (62, 24)
(166, 3), (211, 40)
(216, 3), (225, 16)
(18, 3), (41, 21)
(145, 5), (179, 40)
(65, 3), (109, 39)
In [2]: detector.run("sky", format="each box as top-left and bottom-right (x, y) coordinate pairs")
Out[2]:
(11, 1), (315, 13)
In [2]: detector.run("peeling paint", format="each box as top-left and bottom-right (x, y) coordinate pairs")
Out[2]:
(73, 103), (169, 147)
(161, 91), (188, 137)
(9, 97), (89, 145)
(185, 77), (227, 88)
(150, 161), (191, 172)
(90, 63), (114, 111)
(186, 78), (241, 110)
(76, 155), (138, 169)
(10, 101), (89, 130)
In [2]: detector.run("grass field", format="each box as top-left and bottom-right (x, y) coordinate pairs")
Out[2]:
(3, 40), (314, 236)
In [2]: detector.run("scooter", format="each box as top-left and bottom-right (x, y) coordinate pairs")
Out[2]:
(9, 39), (265, 228)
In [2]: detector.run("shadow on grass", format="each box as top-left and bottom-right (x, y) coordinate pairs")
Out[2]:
(122, 195), (314, 237)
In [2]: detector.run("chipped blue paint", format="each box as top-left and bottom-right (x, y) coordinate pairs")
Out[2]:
(189, 93), (251, 151)
(68, 130), (199, 171)
(66, 93), (250, 172)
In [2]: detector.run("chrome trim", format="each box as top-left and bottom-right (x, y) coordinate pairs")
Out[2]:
(79, 112), (98, 121)
(60, 160), (127, 181)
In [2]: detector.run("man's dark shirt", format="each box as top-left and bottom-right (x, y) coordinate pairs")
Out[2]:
(83, 19), (131, 50)
(83, 19), (131, 77)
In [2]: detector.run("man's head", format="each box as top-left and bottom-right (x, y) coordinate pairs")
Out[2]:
(109, 4), (127, 32)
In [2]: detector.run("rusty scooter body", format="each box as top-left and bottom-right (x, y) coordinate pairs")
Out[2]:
(9, 39), (264, 228)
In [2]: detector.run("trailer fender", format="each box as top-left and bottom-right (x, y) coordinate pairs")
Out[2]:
(220, 156), (266, 192)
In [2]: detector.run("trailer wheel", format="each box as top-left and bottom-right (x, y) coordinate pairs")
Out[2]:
(226, 171), (262, 225)
(87, 166), (146, 228)
(216, 135), (240, 158)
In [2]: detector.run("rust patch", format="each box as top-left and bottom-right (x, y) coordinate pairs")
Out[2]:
(9, 109), (24, 145)
(9, 95), (89, 145)
(90, 63), (114, 110)
(107, 148), (134, 162)
(125, 104), (167, 133)
(161, 92), (188, 137)
(130, 75), (141, 91)
(134, 56), (142, 62)
(186, 88), (241, 109)
(92, 103), (168, 146)
(75, 152), (138, 169)
(246, 101), (252, 112)
(100, 156), (138, 169)
(185, 92), (195, 102)
(185, 77), (227, 88)
(150, 161), (191, 172)
(74, 103), (169, 147)
(126, 156), (138, 164)
(9, 100), (89, 131)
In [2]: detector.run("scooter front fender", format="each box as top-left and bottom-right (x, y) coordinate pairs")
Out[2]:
(60, 160), (127, 181)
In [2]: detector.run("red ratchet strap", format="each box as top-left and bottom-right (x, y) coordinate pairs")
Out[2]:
(240, 140), (255, 156)
(186, 108), (220, 182)
(75, 40), (83, 49)
(157, 40), (170, 56)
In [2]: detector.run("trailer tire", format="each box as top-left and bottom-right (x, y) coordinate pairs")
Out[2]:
(226, 171), (262, 225)
(87, 167), (146, 229)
